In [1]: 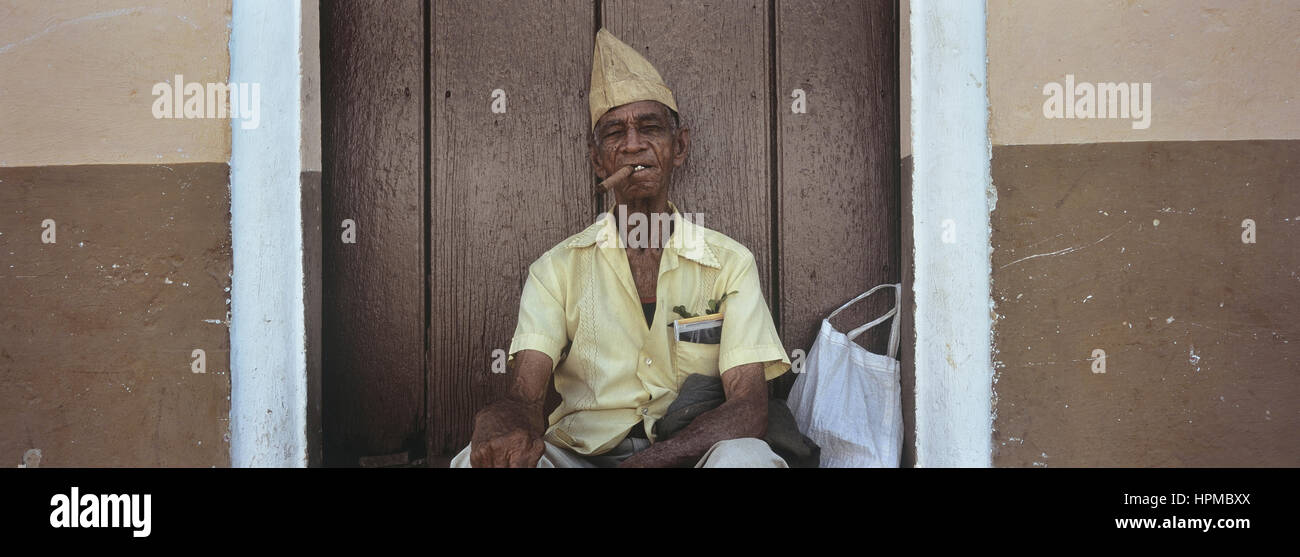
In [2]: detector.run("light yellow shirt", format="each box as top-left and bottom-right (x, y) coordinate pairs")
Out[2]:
(508, 202), (791, 456)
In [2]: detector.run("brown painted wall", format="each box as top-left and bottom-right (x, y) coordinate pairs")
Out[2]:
(0, 3), (232, 467)
(0, 163), (232, 467)
(991, 141), (1299, 466)
(988, 1), (1299, 466)
(899, 154), (915, 467)
(898, 0), (915, 467)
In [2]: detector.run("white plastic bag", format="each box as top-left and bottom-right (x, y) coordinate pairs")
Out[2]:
(786, 283), (903, 468)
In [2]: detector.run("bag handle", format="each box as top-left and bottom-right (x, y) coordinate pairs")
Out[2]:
(828, 283), (902, 360)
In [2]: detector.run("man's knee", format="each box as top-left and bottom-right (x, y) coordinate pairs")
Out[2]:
(450, 442), (552, 468)
(698, 438), (788, 468)
(449, 441), (576, 468)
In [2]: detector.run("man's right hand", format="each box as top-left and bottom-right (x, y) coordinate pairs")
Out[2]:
(470, 400), (545, 468)
(468, 349), (553, 467)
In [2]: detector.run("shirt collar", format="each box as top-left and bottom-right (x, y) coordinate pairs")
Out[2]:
(566, 200), (722, 270)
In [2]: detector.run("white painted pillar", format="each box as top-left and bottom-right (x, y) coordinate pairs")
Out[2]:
(909, 0), (994, 467)
(229, 0), (308, 466)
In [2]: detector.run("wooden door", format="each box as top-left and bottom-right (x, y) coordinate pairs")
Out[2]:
(321, 0), (899, 467)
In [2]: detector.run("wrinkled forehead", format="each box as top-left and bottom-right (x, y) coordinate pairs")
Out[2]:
(593, 100), (674, 132)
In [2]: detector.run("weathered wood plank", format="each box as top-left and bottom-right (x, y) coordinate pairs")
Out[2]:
(427, 0), (595, 457)
(320, 0), (426, 465)
(775, 0), (900, 397)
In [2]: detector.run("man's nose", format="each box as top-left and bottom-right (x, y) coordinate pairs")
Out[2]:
(621, 127), (648, 152)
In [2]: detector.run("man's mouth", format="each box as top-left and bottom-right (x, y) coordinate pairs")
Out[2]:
(632, 164), (651, 173)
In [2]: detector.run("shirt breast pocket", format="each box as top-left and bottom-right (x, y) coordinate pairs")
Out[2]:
(671, 339), (721, 379)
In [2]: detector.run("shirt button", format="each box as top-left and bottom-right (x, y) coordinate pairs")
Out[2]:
(645, 357), (653, 366)
(640, 408), (649, 415)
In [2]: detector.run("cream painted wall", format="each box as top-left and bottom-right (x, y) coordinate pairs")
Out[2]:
(300, 0), (320, 173)
(988, 0), (1300, 146)
(900, 0), (910, 159)
(0, 0), (231, 166)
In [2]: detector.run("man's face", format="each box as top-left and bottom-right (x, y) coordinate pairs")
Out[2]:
(589, 100), (690, 202)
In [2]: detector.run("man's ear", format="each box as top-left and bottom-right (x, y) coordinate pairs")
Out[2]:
(672, 126), (691, 168)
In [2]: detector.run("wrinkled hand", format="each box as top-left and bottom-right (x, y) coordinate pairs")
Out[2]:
(469, 400), (545, 468)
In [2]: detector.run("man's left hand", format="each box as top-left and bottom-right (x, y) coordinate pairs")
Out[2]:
(616, 363), (768, 468)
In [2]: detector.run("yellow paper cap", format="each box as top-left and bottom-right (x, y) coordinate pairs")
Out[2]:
(589, 28), (678, 131)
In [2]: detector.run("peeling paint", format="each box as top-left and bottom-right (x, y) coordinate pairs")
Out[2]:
(999, 220), (1130, 270)
(19, 448), (42, 468)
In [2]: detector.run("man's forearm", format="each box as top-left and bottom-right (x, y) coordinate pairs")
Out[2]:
(621, 363), (769, 468)
(633, 395), (766, 467)
(497, 349), (553, 429)
(469, 349), (554, 467)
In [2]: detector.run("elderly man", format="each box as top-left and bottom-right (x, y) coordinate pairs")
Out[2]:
(451, 29), (791, 468)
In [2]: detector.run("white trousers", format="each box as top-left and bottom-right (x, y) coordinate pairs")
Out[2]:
(450, 437), (788, 468)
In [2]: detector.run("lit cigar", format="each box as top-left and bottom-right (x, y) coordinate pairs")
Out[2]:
(597, 165), (636, 192)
